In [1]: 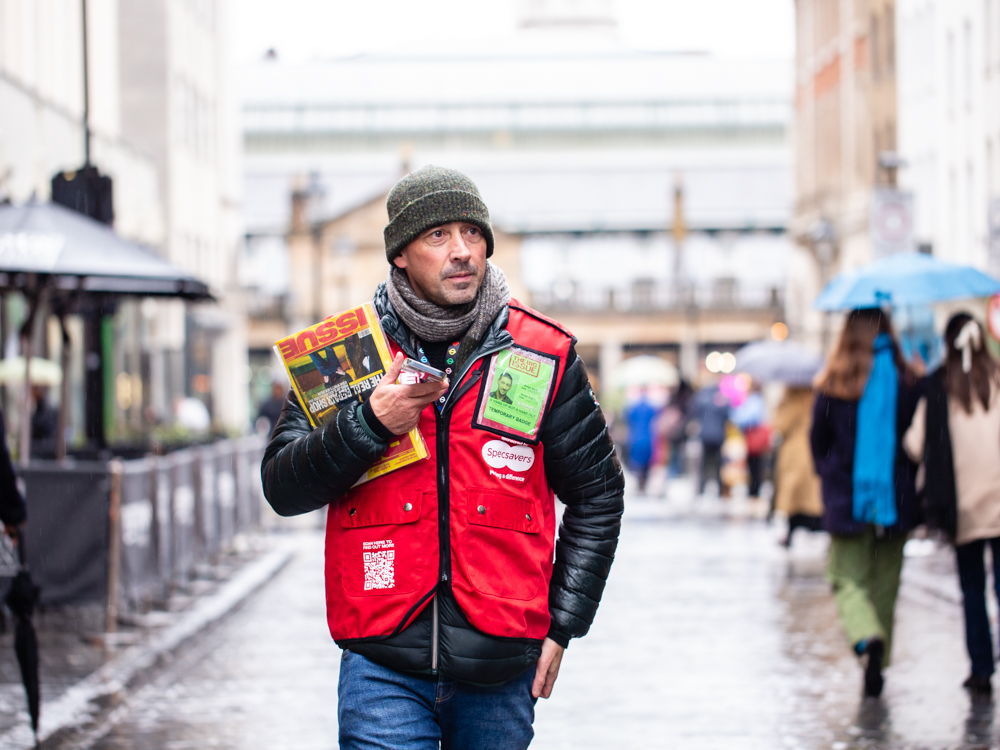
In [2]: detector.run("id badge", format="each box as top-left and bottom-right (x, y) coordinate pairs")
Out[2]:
(473, 346), (559, 444)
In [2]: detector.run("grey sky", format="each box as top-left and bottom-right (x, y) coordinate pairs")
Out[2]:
(231, 0), (794, 64)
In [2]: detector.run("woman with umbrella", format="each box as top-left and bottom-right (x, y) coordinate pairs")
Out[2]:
(903, 313), (1000, 697)
(810, 308), (923, 698)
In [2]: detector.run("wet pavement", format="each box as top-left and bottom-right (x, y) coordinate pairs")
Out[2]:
(30, 485), (997, 749)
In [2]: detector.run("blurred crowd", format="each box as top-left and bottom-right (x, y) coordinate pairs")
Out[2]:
(614, 366), (824, 546)
(613, 306), (1000, 699)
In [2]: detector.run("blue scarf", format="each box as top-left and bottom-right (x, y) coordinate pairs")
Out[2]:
(852, 333), (899, 527)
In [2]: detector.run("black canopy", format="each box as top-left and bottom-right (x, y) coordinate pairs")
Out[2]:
(0, 201), (212, 300)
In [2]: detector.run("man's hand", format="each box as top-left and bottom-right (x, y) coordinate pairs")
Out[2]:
(531, 637), (564, 699)
(369, 353), (449, 435)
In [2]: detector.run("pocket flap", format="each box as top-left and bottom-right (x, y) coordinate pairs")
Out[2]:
(341, 488), (423, 528)
(468, 489), (539, 534)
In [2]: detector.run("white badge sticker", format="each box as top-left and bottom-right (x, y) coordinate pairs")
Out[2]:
(481, 440), (536, 472)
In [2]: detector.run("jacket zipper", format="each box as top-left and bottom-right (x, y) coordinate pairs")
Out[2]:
(432, 406), (450, 673)
(430, 363), (488, 673)
(441, 340), (509, 411)
(431, 595), (439, 671)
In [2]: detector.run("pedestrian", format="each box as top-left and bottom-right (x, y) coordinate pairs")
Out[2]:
(663, 380), (692, 477)
(255, 381), (287, 436)
(0, 408), (27, 540)
(261, 166), (625, 749)
(810, 307), (922, 698)
(29, 386), (57, 459)
(690, 382), (730, 495)
(624, 387), (658, 493)
(771, 386), (823, 546)
(731, 382), (770, 498)
(902, 313), (1000, 696)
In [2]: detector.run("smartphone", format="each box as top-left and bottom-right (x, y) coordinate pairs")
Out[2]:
(401, 358), (446, 383)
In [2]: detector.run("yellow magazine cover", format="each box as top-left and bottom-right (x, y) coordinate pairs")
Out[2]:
(274, 303), (429, 483)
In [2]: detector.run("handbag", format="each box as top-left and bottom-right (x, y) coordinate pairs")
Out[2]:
(743, 424), (772, 457)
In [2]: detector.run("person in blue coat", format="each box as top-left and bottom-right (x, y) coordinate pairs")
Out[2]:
(625, 390), (659, 493)
(690, 383), (731, 495)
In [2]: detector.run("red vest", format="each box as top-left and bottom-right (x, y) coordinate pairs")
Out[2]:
(323, 302), (574, 643)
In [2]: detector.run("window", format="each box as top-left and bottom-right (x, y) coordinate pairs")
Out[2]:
(886, 6), (895, 75)
(948, 30), (956, 116)
(871, 13), (881, 78)
(964, 20), (974, 109)
(967, 162), (976, 257)
(987, 0), (994, 75)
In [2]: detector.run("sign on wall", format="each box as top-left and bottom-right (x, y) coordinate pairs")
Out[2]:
(988, 199), (1000, 271)
(987, 294), (1000, 342)
(871, 189), (915, 258)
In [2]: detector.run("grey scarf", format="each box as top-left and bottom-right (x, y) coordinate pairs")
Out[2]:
(386, 261), (510, 373)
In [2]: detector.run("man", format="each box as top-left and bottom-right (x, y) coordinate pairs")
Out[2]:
(262, 166), (624, 749)
(690, 382), (731, 495)
(256, 381), (288, 437)
(490, 371), (514, 404)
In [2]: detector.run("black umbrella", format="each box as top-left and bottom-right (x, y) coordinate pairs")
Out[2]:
(6, 534), (41, 741)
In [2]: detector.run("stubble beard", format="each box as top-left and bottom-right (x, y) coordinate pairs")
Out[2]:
(436, 262), (482, 307)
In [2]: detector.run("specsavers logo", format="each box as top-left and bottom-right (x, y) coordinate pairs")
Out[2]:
(481, 440), (535, 472)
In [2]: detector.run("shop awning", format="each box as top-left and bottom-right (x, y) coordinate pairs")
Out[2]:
(0, 201), (212, 300)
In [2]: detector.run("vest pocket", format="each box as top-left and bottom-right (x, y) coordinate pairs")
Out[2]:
(339, 487), (426, 597)
(464, 488), (542, 601)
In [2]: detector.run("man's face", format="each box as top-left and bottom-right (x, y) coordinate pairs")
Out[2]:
(393, 222), (487, 306)
(498, 374), (512, 397)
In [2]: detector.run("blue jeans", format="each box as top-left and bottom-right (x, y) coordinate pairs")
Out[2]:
(956, 537), (1000, 678)
(338, 650), (537, 750)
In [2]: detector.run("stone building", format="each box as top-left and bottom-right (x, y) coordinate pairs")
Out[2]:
(789, 0), (901, 349)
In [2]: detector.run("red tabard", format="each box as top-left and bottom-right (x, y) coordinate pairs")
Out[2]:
(323, 302), (574, 643)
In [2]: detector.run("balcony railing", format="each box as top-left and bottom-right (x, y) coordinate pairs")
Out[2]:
(529, 280), (783, 314)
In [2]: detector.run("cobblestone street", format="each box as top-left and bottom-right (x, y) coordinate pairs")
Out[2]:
(41, 488), (988, 750)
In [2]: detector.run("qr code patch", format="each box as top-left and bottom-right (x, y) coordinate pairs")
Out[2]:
(363, 550), (395, 590)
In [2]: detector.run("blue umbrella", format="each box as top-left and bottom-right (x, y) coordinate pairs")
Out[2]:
(814, 252), (1000, 311)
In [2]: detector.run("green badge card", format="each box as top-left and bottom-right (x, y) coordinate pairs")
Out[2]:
(474, 346), (558, 443)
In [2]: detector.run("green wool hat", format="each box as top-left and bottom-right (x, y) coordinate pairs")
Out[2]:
(384, 165), (495, 263)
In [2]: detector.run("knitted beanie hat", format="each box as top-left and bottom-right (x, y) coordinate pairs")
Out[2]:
(384, 165), (495, 263)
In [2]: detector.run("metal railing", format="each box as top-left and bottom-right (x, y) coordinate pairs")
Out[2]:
(529, 281), (784, 314)
(21, 435), (269, 626)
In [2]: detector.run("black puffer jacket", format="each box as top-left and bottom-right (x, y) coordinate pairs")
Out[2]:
(262, 290), (624, 684)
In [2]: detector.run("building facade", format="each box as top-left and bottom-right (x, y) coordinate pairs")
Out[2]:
(790, 0), (900, 349)
(240, 6), (794, 392)
(118, 0), (248, 431)
(0, 0), (247, 443)
(896, 0), (1000, 272)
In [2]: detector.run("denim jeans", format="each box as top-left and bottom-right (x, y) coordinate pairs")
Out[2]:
(338, 650), (537, 750)
(955, 537), (1000, 678)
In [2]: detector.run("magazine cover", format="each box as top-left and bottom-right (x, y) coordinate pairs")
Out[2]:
(274, 303), (429, 483)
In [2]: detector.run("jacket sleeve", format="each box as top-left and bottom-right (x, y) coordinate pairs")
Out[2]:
(261, 392), (388, 517)
(539, 345), (625, 648)
(809, 393), (834, 477)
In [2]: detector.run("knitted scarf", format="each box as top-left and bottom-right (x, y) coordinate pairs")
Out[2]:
(386, 261), (510, 375)
(852, 333), (899, 527)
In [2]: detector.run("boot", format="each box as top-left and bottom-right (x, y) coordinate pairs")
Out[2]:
(963, 674), (993, 696)
(862, 638), (885, 698)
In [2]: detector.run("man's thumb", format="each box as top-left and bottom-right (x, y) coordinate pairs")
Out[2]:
(385, 352), (405, 383)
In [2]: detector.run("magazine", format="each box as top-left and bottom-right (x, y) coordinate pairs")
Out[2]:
(274, 303), (429, 483)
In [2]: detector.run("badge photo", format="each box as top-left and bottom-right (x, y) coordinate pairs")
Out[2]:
(472, 345), (559, 444)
